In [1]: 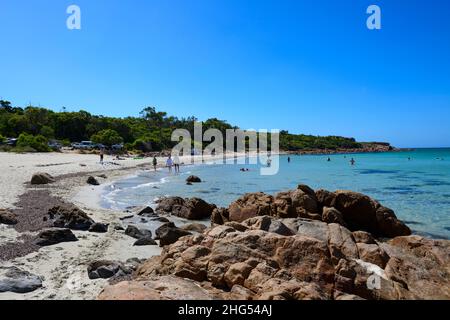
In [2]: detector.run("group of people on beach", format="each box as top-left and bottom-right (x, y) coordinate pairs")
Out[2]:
(150, 155), (181, 173)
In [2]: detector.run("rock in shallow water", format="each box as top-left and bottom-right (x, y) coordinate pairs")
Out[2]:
(0, 267), (43, 293)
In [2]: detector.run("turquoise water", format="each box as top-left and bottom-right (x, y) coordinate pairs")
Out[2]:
(102, 148), (450, 239)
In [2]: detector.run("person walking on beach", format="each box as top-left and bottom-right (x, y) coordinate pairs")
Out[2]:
(152, 156), (157, 171)
(173, 154), (180, 173)
(166, 155), (173, 173)
(99, 148), (105, 164)
(350, 158), (355, 166)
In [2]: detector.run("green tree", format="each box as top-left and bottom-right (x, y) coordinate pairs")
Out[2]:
(91, 129), (123, 147)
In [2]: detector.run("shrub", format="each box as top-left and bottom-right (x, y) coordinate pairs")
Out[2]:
(39, 126), (55, 139)
(17, 133), (51, 152)
(91, 129), (123, 147)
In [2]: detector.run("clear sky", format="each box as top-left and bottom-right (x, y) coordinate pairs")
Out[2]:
(1, 0), (449, 148)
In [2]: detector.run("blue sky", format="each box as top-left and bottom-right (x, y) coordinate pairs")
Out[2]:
(1, 0), (449, 147)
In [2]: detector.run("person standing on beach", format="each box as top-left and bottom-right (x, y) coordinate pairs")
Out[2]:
(166, 155), (173, 173)
(152, 156), (157, 171)
(173, 154), (180, 173)
(100, 148), (105, 164)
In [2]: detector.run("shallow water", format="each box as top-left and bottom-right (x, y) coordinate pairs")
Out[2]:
(102, 148), (450, 239)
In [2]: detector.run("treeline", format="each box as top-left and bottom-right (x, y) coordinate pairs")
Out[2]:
(0, 99), (362, 152)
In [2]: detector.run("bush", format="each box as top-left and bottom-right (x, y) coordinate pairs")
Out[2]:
(0, 134), (5, 144)
(91, 129), (123, 147)
(40, 126), (55, 139)
(17, 133), (51, 152)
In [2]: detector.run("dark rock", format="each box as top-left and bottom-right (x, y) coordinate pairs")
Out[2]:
(0, 267), (43, 293)
(332, 190), (411, 237)
(119, 215), (134, 221)
(155, 222), (191, 246)
(133, 236), (157, 246)
(136, 206), (155, 217)
(48, 205), (95, 231)
(35, 228), (78, 246)
(151, 217), (170, 223)
(87, 261), (123, 279)
(125, 225), (152, 239)
(322, 207), (346, 226)
(186, 175), (202, 183)
(0, 209), (17, 225)
(186, 182), (193, 185)
(89, 223), (109, 233)
(156, 197), (216, 220)
(87, 176), (100, 186)
(31, 172), (55, 185)
(211, 208), (229, 225)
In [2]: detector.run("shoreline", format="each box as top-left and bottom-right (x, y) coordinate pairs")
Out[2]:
(1, 150), (448, 300)
(0, 151), (265, 300)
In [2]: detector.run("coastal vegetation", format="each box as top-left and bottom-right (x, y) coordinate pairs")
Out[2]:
(0, 99), (365, 153)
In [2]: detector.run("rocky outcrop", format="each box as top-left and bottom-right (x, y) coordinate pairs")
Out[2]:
(48, 205), (95, 231)
(218, 185), (410, 238)
(156, 197), (216, 220)
(100, 215), (449, 300)
(0, 267), (43, 293)
(35, 228), (78, 246)
(186, 176), (202, 183)
(0, 209), (17, 225)
(31, 172), (55, 185)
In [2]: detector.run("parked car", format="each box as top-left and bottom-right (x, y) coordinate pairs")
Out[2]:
(48, 140), (62, 149)
(111, 144), (124, 150)
(6, 138), (17, 146)
(72, 141), (96, 150)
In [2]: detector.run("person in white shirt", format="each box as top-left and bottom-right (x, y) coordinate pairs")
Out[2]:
(173, 155), (180, 173)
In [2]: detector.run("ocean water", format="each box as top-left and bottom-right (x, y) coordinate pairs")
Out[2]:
(102, 148), (450, 239)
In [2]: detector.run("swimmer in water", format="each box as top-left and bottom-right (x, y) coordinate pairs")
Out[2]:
(350, 158), (355, 166)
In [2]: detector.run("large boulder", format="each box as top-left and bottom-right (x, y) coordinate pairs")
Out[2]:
(133, 237), (157, 246)
(98, 276), (219, 300)
(87, 260), (128, 280)
(382, 236), (450, 299)
(89, 222), (109, 233)
(0, 209), (17, 225)
(35, 228), (78, 246)
(125, 225), (152, 239)
(0, 267), (43, 293)
(156, 197), (216, 220)
(154, 222), (191, 246)
(228, 193), (275, 222)
(31, 172), (55, 185)
(48, 205), (95, 231)
(331, 191), (411, 237)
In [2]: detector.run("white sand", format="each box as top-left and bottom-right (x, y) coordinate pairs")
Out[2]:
(0, 150), (270, 300)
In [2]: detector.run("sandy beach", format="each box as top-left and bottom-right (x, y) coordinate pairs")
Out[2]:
(0, 150), (264, 300)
